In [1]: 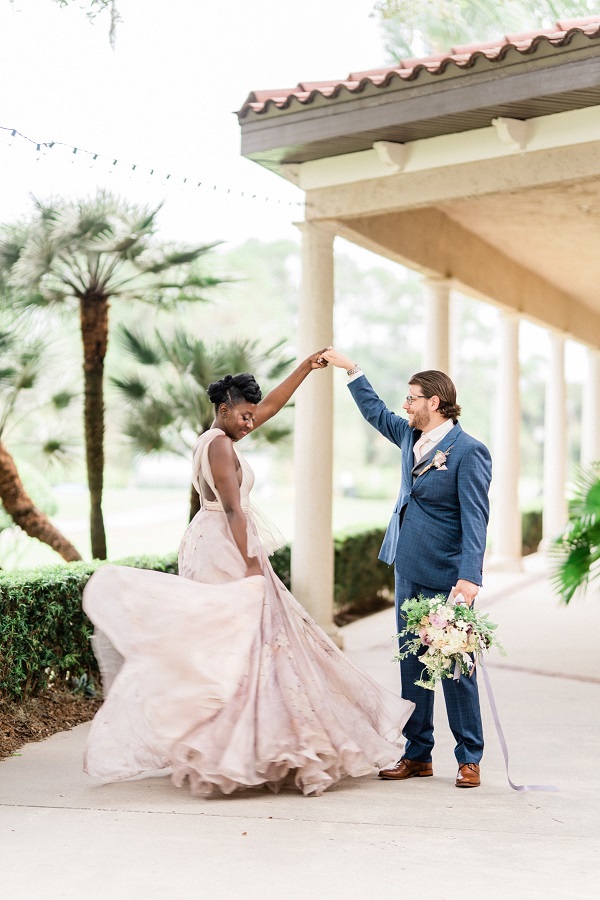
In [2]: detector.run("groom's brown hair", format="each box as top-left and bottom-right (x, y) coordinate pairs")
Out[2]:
(409, 370), (461, 422)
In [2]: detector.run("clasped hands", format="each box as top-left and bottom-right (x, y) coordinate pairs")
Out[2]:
(317, 347), (355, 370)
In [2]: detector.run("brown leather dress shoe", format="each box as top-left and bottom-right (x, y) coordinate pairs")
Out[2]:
(378, 758), (433, 780)
(455, 763), (480, 788)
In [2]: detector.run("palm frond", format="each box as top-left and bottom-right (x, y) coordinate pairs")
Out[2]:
(0, 366), (17, 383)
(41, 436), (79, 467)
(13, 344), (46, 391)
(139, 243), (221, 274)
(551, 461), (600, 603)
(257, 423), (292, 444)
(550, 527), (600, 604)
(151, 275), (229, 293)
(262, 340), (295, 380)
(0, 328), (15, 356)
(110, 373), (151, 402)
(51, 389), (78, 410)
(122, 399), (176, 454)
(116, 325), (164, 366)
(166, 374), (214, 433)
(567, 461), (600, 519)
(0, 227), (29, 271)
(119, 202), (164, 238)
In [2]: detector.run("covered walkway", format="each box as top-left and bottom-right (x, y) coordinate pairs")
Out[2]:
(1, 555), (598, 898)
(238, 17), (600, 636)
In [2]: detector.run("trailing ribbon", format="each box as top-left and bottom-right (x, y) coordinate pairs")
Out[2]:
(478, 652), (558, 793)
(451, 590), (558, 791)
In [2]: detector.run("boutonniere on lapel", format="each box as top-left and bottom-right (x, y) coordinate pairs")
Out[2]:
(418, 444), (454, 477)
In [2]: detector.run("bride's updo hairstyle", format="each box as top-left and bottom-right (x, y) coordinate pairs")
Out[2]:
(207, 373), (262, 410)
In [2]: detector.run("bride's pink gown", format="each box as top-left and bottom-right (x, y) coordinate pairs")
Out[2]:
(83, 429), (414, 796)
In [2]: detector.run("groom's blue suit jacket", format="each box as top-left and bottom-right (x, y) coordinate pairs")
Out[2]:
(348, 375), (492, 591)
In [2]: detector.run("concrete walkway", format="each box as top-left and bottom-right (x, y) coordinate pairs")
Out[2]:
(1, 554), (599, 899)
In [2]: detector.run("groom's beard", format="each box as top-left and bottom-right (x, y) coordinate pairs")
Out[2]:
(409, 408), (431, 431)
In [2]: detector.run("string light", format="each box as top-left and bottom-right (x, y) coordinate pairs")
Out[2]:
(0, 125), (305, 209)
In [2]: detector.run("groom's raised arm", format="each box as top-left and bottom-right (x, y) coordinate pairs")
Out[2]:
(321, 348), (408, 448)
(347, 374), (408, 448)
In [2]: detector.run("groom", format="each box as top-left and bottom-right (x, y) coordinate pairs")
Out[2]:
(323, 349), (492, 788)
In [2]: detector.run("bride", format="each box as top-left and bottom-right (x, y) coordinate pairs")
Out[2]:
(83, 351), (415, 796)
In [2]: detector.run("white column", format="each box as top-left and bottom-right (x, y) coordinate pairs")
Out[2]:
(542, 332), (568, 544)
(292, 223), (340, 644)
(423, 278), (451, 372)
(491, 311), (522, 569)
(581, 347), (600, 468)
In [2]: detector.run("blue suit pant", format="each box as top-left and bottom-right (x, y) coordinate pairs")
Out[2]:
(395, 573), (484, 765)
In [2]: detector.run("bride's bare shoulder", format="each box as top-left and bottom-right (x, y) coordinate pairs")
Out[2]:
(207, 431), (234, 459)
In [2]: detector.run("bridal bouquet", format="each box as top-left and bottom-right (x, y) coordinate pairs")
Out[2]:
(396, 593), (505, 690)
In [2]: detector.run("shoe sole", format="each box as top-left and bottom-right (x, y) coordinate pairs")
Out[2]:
(378, 771), (433, 780)
(455, 782), (480, 788)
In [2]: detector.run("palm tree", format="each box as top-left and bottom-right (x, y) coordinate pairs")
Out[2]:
(551, 462), (600, 603)
(111, 326), (294, 521)
(0, 191), (223, 558)
(0, 327), (82, 562)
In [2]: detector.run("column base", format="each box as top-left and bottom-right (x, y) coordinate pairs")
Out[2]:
(486, 554), (523, 572)
(537, 537), (557, 553)
(324, 624), (344, 650)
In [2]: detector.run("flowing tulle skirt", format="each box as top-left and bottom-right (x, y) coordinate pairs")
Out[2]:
(83, 557), (414, 797)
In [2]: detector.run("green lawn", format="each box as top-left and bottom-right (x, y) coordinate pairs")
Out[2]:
(1, 487), (395, 571)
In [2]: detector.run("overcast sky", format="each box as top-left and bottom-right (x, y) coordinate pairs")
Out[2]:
(0, 1), (586, 376)
(0, 0), (387, 246)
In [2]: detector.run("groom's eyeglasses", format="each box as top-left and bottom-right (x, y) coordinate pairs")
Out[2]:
(405, 394), (427, 406)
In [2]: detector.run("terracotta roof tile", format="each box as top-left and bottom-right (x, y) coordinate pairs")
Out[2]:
(449, 39), (515, 54)
(558, 15), (600, 30)
(504, 28), (564, 42)
(238, 17), (600, 118)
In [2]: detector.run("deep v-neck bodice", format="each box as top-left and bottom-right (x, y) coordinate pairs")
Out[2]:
(192, 428), (255, 511)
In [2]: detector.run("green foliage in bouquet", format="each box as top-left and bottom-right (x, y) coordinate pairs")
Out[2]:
(396, 593), (504, 690)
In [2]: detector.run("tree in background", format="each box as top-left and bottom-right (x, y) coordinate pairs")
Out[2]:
(373, 0), (597, 59)
(0, 192), (223, 558)
(52, 0), (121, 47)
(333, 253), (422, 479)
(112, 326), (295, 521)
(0, 326), (81, 562)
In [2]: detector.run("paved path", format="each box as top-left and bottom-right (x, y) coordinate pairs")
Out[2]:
(1, 554), (598, 899)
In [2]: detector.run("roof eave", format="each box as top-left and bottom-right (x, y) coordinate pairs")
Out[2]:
(239, 30), (600, 169)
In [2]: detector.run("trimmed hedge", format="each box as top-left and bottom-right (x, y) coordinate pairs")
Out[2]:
(0, 554), (180, 701)
(0, 508), (546, 703)
(521, 508), (543, 556)
(0, 530), (389, 702)
(334, 529), (394, 609)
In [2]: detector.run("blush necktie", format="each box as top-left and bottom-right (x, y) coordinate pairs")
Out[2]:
(413, 435), (430, 462)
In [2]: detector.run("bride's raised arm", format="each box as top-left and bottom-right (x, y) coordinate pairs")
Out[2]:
(253, 349), (328, 428)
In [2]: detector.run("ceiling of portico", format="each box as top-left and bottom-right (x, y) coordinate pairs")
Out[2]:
(331, 190), (600, 348)
(437, 176), (600, 314)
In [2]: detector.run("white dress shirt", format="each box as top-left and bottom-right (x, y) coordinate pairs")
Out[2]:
(413, 417), (454, 462)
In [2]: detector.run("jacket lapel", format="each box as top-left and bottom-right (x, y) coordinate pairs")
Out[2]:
(411, 423), (462, 481)
(404, 428), (421, 485)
